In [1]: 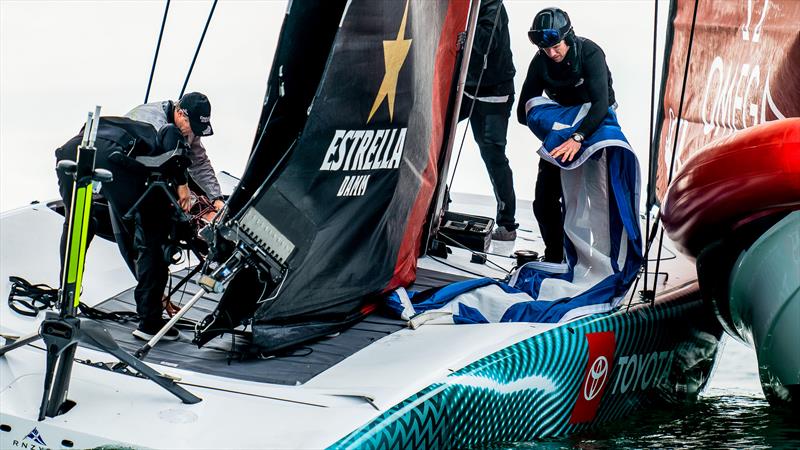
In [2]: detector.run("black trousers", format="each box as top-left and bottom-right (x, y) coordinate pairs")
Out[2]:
(460, 95), (517, 230)
(131, 204), (170, 325)
(56, 148), (169, 327)
(533, 158), (564, 262)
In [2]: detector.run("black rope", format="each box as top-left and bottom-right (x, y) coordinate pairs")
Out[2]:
(437, 232), (511, 275)
(6, 276), (137, 322)
(629, 0), (663, 310)
(230, 137), (299, 223)
(7, 275), (197, 329)
(429, 255), (493, 279)
(447, 4), (503, 189)
(179, 0), (219, 99)
(145, 0), (171, 104)
(640, 0), (660, 304)
(7, 276), (59, 317)
(650, 0), (700, 299)
(227, 88), (283, 210)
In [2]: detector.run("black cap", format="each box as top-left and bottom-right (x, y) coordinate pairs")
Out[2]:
(178, 92), (214, 137)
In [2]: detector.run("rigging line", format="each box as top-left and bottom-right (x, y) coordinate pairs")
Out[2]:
(144, 0), (171, 103)
(625, 275), (641, 312)
(176, 381), (329, 408)
(229, 137), (298, 224)
(179, 0), (219, 99)
(437, 232), (511, 274)
(641, 0), (660, 302)
(169, 259), (206, 306)
(651, 0), (700, 301)
(481, 249), (517, 259)
(630, 0), (662, 308)
(218, 89), (281, 225)
(257, 267), (285, 304)
(652, 244), (676, 260)
(24, 340), (330, 408)
(429, 255), (490, 279)
(626, 253), (676, 312)
(652, 226), (669, 294)
(447, 4), (503, 189)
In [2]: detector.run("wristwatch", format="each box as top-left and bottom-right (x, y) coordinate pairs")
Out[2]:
(571, 132), (585, 143)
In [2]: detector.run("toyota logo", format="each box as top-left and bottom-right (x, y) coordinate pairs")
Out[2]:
(583, 356), (609, 401)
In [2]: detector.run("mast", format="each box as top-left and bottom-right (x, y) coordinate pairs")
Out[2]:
(422, 0), (482, 255)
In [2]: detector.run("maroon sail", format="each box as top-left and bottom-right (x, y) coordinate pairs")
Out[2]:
(651, 0), (800, 206)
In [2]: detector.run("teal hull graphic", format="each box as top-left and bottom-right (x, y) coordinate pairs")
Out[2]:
(332, 283), (721, 448)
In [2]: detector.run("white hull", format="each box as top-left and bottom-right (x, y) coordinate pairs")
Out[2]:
(1, 198), (720, 449)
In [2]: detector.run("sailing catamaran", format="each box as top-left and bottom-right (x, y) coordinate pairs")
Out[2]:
(0, 1), (730, 448)
(652, 0), (799, 407)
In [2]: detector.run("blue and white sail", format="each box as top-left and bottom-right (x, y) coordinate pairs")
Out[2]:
(387, 97), (642, 324)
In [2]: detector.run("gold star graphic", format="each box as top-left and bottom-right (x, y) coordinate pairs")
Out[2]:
(367, 0), (412, 123)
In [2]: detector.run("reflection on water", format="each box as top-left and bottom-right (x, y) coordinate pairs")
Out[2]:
(495, 337), (800, 449)
(544, 395), (799, 449)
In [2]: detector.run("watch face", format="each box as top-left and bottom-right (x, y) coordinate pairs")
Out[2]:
(572, 134), (583, 142)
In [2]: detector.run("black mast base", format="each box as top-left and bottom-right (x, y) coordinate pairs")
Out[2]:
(0, 312), (201, 421)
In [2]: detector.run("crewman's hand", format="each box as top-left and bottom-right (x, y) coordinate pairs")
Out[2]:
(177, 184), (191, 212)
(549, 138), (582, 163)
(202, 199), (226, 223)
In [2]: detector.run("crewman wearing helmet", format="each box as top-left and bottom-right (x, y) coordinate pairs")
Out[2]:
(518, 7), (617, 263)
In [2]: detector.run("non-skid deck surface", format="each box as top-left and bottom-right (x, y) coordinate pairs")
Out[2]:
(88, 266), (468, 385)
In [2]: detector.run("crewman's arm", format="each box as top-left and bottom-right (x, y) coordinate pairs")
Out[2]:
(574, 42), (611, 139)
(517, 56), (545, 125)
(186, 137), (223, 201)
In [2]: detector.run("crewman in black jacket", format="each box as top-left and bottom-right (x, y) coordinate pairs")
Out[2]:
(518, 7), (617, 262)
(461, 0), (518, 241)
(55, 120), (187, 340)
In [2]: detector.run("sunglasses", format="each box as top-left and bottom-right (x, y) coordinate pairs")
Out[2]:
(528, 28), (562, 48)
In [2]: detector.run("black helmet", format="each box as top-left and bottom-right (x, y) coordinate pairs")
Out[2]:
(528, 7), (573, 48)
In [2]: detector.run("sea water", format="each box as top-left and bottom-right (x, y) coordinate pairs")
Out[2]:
(511, 337), (800, 449)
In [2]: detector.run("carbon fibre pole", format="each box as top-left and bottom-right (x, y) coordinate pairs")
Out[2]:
(46, 106), (106, 418)
(179, 0), (218, 98)
(145, 0), (171, 103)
(0, 107), (202, 420)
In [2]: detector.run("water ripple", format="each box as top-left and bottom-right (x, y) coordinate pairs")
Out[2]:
(483, 339), (798, 449)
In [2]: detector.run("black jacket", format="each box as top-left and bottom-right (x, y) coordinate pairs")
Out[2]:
(517, 37), (616, 138)
(465, 0), (515, 97)
(55, 117), (186, 211)
(56, 117), (160, 160)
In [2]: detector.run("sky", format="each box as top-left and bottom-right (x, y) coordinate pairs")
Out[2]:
(0, 0), (671, 212)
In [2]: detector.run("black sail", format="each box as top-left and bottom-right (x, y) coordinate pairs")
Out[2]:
(211, 0), (470, 351)
(226, 0), (349, 216)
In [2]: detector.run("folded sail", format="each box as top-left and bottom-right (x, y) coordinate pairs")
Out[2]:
(386, 99), (642, 324)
